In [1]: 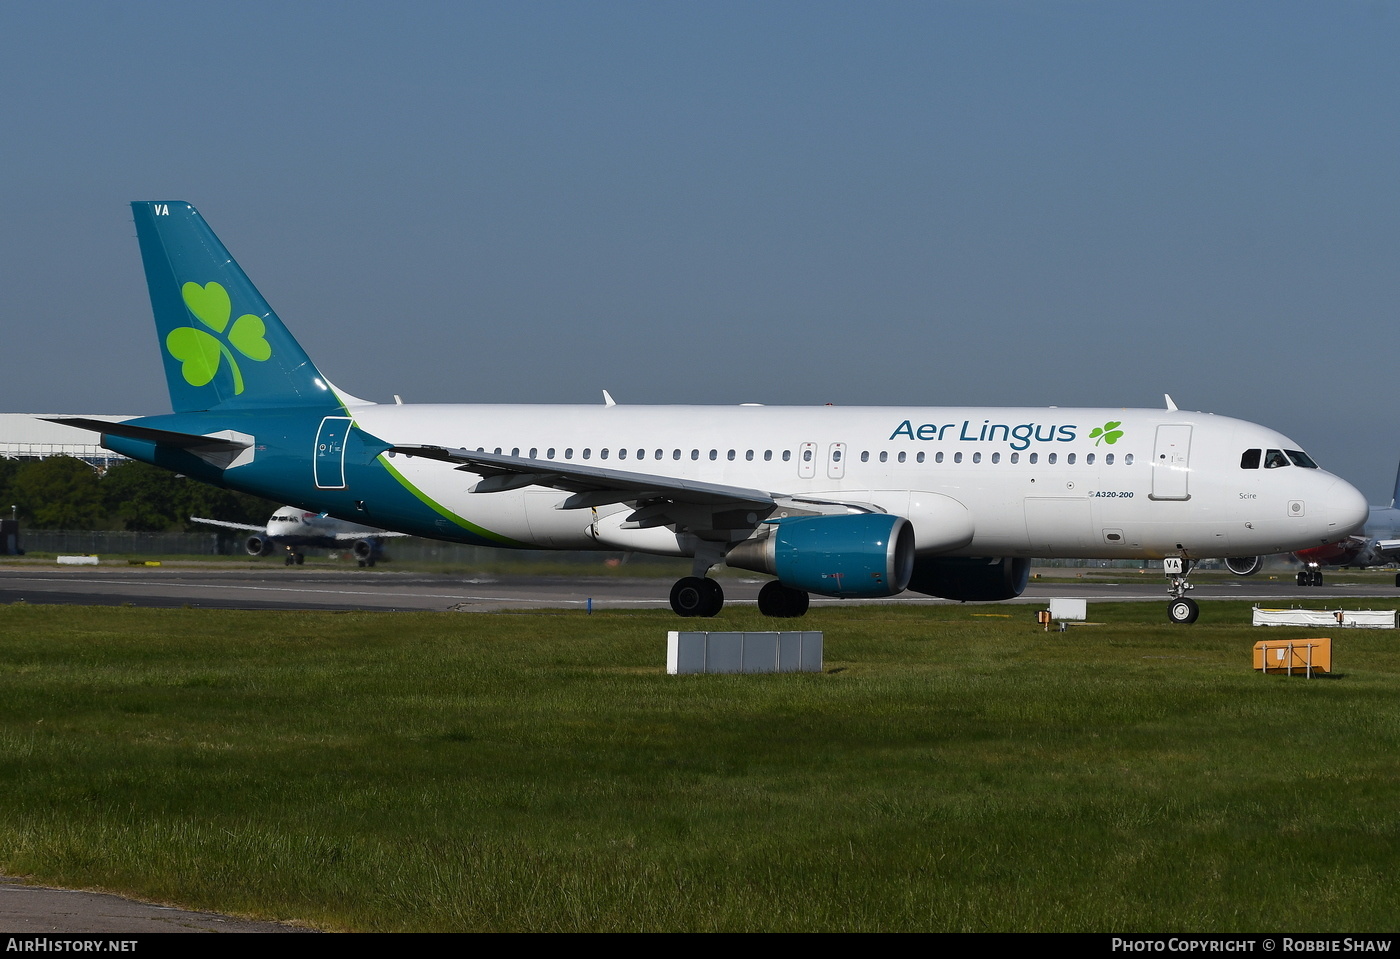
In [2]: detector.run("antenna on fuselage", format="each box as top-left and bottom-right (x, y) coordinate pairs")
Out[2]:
(1164, 394), (1179, 411)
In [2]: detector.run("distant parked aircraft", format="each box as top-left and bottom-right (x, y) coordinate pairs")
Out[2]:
(192, 505), (405, 566)
(1290, 460), (1400, 586)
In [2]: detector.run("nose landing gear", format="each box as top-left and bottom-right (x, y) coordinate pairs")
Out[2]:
(1165, 557), (1199, 624)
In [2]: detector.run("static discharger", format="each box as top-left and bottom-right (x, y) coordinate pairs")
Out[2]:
(1253, 637), (1332, 677)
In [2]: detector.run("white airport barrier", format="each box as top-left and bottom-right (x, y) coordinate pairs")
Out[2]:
(1252, 607), (1396, 629)
(56, 555), (100, 566)
(667, 631), (823, 675)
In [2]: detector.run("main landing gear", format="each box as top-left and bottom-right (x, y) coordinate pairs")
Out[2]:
(284, 550), (305, 566)
(666, 576), (812, 618)
(757, 581), (810, 618)
(670, 577), (724, 617)
(1296, 567), (1323, 587)
(1165, 557), (1199, 624)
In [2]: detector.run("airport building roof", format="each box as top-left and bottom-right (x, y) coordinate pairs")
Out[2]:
(0, 414), (134, 467)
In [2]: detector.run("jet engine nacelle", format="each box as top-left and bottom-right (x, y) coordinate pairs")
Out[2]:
(725, 513), (915, 598)
(245, 535), (274, 557)
(905, 556), (1031, 602)
(352, 538), (375, 561)
(1224, 555), (1263, 576)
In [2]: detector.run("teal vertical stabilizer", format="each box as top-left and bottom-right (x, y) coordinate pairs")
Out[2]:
(132, 201), (339, 413)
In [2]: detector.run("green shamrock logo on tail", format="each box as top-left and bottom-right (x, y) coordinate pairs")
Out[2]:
(166, 282), (272, 394)
(1089, 421), (1124, 446)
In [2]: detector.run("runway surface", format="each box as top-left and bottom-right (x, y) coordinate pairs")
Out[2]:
(0, 563), (1396, 613)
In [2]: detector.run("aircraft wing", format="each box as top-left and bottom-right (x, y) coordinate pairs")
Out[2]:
(330, 530), (410, 540)
(392, 446), (776, 509)
(390, 446), (886, 535)
(190, 516), (264, 533)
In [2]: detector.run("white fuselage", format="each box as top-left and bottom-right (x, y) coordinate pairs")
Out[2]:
(345, 403), (1366, 562)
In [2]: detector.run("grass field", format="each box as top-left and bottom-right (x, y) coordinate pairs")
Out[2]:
(0, 600), (1397, 932)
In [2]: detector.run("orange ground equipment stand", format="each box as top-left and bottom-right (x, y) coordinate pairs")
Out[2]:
(1253, 637), (1332, 677)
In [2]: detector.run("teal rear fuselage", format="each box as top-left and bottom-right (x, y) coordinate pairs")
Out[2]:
(103, 406), (522, 548)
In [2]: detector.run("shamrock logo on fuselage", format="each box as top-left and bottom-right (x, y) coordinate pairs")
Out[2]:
(1089, 420), (1124, 446)
(165, 282), (272, 395)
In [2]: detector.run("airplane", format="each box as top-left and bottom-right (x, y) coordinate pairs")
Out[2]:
(1230, 458), (1400, 587)
(190, 505), (406, 566)
(50, 201), (1370, 624)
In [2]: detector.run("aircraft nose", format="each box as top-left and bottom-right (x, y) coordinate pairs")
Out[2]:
(1326, 477), (1370, 538)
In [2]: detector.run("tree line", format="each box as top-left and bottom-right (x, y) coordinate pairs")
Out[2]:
(0, 457), (279, 531)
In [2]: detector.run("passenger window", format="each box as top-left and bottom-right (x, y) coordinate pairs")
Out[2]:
(972, 452), (981, 464)
(1124, 454), (1134, 465)
(954, 452), (963, 464)
(600, 449), (609, 459)
(935, 452), (944, 464)
(710, 450), (718, 461)
(879, 451), (888, 463)
(548, 448), (556, 459)
(1010, 452), (1019, 464)
(691, 450), (699, 460)
(529, 448), (537, 459)
(1105, 453), (1113, 465)
(746, 450), (754, 461)
(1048, 453), (1057, 464)
(583, 449), (591, 460)
(803, 449), (813, 462)
(727, 450), (735, 461)
(916, 452), (925, 463)
(511, 448), (520, 457)
(616, 449), (625, 459)
(1029, 453), (1038, 464)
(898, 451), (906, 463)
(565, 448), (573, 459)
(1085, 453), (1093, 465)
(991, 452), (1000, 464)
(1066, 453), (1075, 465)
(782, 451), (791, 462)
(1241, 449), (1261, 469)
(764, 450), (772, 461)
(861, 451), (869, 463)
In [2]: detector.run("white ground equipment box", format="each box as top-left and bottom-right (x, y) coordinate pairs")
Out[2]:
(667, 631), (823, 674)
(1252, 607), (1396, 629)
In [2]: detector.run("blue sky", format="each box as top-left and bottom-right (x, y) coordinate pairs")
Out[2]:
(3, 1), (1398, 498)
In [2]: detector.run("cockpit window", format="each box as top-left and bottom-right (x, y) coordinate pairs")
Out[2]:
(1263, 449), (1290, 469)
(1286, 450), (1318, 469)
(1240, 449), (1261, 470)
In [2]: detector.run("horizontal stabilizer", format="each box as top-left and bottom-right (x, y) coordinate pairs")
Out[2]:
(47, 417), (254, 470)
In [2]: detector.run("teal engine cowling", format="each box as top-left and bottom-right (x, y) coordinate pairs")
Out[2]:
(905, 556), (1030, 601)
(725, 514), (915, 598)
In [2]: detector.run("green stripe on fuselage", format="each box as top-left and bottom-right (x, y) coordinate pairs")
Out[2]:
(375, 455), (529, 548)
